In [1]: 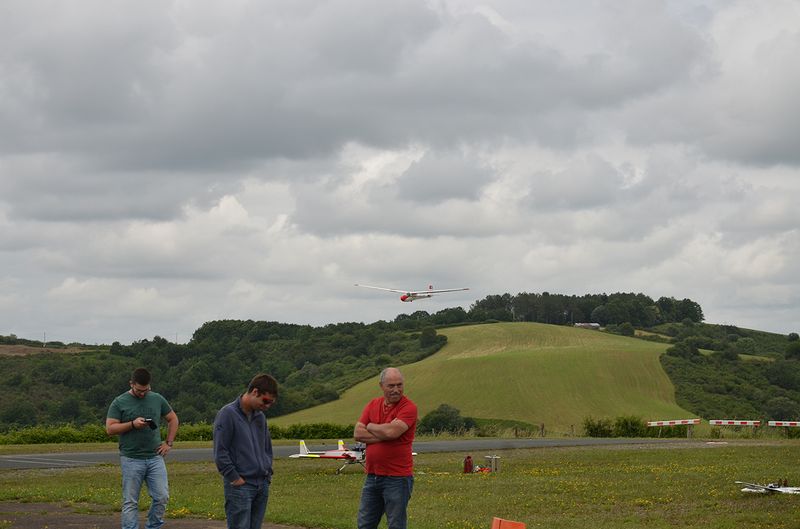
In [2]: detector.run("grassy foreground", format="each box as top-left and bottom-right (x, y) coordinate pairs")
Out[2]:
(1, 442), (799, 528)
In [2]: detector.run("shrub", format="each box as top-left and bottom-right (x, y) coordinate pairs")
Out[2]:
(666, 340), (699, 358)
(175, 422), (214, 441)
(583, 417), (613, 437)
(0, 421), (359, 444)
(786, 342), (800, 361)
(584, 416), (689, 438)
(418, 404), (477, 435)
(612, 415), (647, 437)
(0, 424), (113, 445)
(283, 423), (354, 440)
(617, 322), (635, 337)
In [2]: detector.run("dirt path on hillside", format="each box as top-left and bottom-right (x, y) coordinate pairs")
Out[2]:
(0, 344), (86, 356)
(0, 502), (309, 529)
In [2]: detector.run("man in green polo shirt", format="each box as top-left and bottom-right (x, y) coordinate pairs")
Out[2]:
(106, 367), (179, 529)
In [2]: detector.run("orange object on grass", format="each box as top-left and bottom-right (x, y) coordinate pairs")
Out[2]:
(491, 517), (526, 529)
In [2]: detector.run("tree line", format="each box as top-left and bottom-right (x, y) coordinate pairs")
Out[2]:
(389, 291), (702, 328)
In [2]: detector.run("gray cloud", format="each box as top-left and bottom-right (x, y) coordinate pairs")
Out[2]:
(396, 151), (494, 203)
(1, 0), (799, 344)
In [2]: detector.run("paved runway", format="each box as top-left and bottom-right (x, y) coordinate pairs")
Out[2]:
(0, 438), (686, 470)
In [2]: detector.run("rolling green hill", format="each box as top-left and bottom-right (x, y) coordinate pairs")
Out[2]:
(272, 322), (692, 432)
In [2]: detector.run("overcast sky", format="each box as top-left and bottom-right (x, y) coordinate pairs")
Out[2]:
(1, 0), (799, 345)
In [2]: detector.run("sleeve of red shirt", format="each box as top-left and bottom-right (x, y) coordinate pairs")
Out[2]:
(396, 400), (418, 430)
(358, 400), (374, 425)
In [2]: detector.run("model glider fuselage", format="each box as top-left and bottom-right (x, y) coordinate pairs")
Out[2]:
(289, 439), (364, 460)
(355, 284), (469, 302)
(736, 481), (800, 494)
(289, 440), (366, 473)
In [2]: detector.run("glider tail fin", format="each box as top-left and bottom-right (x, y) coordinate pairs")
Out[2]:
(299, 440), (309, 455)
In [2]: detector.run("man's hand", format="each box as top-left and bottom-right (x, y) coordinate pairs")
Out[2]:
(105, 417), (144, 436)
(354, 421), (381, 444)
(231, 477), (246, 486)
(156, 442), (172, 456)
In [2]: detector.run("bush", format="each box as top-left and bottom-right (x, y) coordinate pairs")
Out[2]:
(418, 404), (477, 435)
(0, 421), (359, 444)
(666, 340), (699, 359)
(786, 342), (800, 361)
(617, 322), (635, 337)
(283, 423), (354, 440)
(647, 424), (689, 438)
(584, 416), (689, 438)
(0, 424), (113, 445)
(612, 415), (647, 437)
(583, 417), (613, 437)
(175, 422), (214, 441)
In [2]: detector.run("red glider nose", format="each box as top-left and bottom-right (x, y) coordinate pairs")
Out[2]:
(400, 294), (410, 302)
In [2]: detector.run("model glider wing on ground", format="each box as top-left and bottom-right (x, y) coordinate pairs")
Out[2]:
(355, 284), (469, 302)
(736, 481), (800, 494)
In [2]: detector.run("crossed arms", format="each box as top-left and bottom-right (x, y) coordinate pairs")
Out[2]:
(354, 418), (409, 444)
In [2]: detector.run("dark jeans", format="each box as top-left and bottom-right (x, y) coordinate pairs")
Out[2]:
(357, 474), (413, 529)
(223, 480), (270, 529)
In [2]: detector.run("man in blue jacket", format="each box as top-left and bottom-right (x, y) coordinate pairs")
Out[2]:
(213, 374), (278, 529)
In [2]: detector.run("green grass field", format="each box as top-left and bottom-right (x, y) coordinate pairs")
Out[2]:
(1, 442), (799, 528)
(273, 323), (691, 433)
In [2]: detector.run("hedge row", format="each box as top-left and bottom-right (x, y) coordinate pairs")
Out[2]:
(0, 422), (354, 445)
(582, 415), (688, 438)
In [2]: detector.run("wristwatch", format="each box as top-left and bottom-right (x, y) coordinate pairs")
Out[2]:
(166, 441), (173, 447)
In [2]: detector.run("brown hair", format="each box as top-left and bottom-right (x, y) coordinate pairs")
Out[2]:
(247, 373), (279, 396)
(131, 367), (151, 386)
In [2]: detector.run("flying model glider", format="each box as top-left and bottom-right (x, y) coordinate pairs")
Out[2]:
(355, 284), (469, 302)
(736, 481), (800, 494)
(289, 440), (366, 474)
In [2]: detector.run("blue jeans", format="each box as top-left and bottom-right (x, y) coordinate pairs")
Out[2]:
(120, 456), (169, 529)
(223, 480), (270, 529)
(357, 475), (413, 529)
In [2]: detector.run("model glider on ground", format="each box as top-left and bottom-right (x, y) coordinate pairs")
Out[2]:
(736, 481), (800, 494)
(289, 440), (366, 474)
(355, 284), (469, 302)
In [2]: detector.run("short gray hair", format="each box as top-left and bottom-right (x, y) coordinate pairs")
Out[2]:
(379, 367), (402, 384)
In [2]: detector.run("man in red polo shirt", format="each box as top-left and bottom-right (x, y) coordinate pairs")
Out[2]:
(354, 367), (417, 529)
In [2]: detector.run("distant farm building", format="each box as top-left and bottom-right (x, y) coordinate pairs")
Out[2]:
(574, 323), (601, 330)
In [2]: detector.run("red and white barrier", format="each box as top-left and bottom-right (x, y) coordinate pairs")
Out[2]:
(647, 419), (701, 427)
(768, 421), (800, 427)
(709, 420), (760, 427)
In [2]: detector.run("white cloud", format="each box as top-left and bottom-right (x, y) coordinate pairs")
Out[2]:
(0, 0), (798, 343)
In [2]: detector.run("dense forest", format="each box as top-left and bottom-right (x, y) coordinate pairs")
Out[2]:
(658, 321), (800, 420)
(0, 320), (447, 428)
(3, 290), (789, 432)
